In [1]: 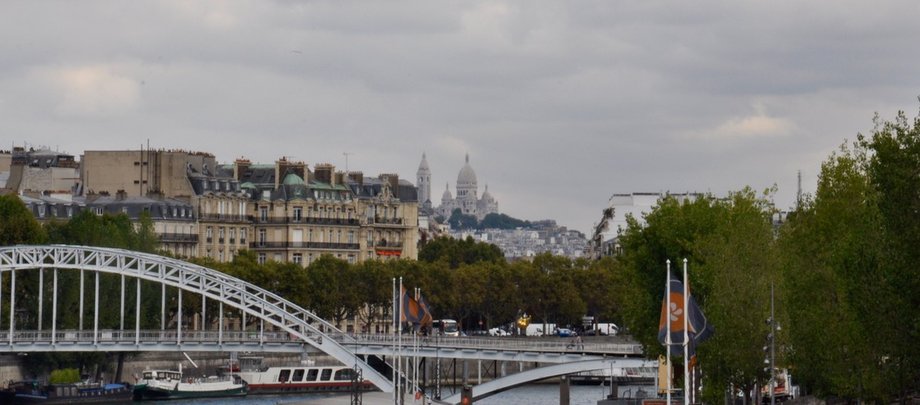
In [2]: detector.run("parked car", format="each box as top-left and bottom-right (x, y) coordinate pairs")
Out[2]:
(555, 328), (577, 337)
(582, 328), (607, 336)
(488, 327), (510, 337)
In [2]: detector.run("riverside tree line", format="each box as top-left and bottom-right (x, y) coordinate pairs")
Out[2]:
(1, 109), (918, 403)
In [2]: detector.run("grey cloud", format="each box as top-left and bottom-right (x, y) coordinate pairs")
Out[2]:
(2, 0), (919, 232)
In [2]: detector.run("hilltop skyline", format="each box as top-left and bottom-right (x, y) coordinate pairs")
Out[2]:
(3, 1), (919, 233)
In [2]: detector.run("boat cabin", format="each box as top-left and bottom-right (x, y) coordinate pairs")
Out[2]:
(142, 371), (181, 382)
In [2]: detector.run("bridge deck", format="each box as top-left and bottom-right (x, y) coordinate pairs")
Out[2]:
(1, 330), (643, 361)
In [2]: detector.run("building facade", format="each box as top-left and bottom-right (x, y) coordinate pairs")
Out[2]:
(233, 159), (418, 265)
(75, 149), (419, 263)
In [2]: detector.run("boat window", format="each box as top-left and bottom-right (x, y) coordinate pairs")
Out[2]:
(320, 368), (332, 381)
(143, 372), (153, 379)
(291, 369), (305, 382)
(306, 369), (318, 381)
(334, 369), (356, 381)
(278, 369), (291, 383)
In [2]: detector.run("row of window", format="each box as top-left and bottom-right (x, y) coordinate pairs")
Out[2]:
(31, 204), (193, 220)
(258, 252), (357, 265)
(199, 179), (240, 193)
(203, 200), (247, 216)
(255, 228), (356, 244)
(204, 226), (249, 244)
(258, 205), (357, 221)
(258, 190), (352, 201)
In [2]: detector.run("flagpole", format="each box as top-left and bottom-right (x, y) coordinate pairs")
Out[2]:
(415, 287), (421, 403)
(666, 259), (672, 405)
(683, 258), (690, 405)
(398, 277), (404, 404)
(392, 277), (397, 405)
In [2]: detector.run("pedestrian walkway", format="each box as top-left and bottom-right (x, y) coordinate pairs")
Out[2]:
(296, 392), (415, 405)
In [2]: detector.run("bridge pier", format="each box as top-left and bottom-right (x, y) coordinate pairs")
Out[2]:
(462, 358), (469, 386)
(476, 359), (482, 384)
(560, 375), (570, 405)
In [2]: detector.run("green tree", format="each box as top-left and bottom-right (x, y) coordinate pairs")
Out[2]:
(451, 264), (486, 330)
(616, 195), (725, 354)
(307, 255), (362, 325)
(447, 208), (478, 230)
(695, 189), (777, 403)
(858, 111), (920, 400)
(419, 236), (504, 269)
(574, 257), (620, 330)
(0, 194), (46, 245)
(778, 143), (882, 400)
(478, 213), (532, 230)
(49, 368), (81, 384)
(616, 191), (780, 403)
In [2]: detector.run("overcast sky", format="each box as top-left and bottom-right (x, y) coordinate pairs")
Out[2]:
(2, 1), (919, 233)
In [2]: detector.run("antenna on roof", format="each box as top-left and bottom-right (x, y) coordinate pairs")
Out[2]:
(343, 152), (353, 172)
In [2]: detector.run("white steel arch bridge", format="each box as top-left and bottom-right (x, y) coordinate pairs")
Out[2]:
(0, 245), (654, 402)
(0, 245), (394, 392)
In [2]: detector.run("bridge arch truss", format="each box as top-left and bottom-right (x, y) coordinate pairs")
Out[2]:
(441, 358), (655, 405)
(0, 245), (393, 392)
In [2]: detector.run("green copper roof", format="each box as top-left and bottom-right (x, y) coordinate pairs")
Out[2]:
(240, 182), (256, 189)
(311, 181), (350, 191)
(282, 172), (305, 186)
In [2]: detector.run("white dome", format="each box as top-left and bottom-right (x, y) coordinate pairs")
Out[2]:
(457, 154), (477, 186)
(481, 185), (494, 202)
(441, 183), (453, 200)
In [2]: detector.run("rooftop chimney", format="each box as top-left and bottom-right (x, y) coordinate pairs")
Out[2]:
(314, 163), (335, 185)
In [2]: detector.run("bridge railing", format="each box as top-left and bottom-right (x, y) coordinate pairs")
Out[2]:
(0, 330), (306, 344)
(346, 334), (645, 355)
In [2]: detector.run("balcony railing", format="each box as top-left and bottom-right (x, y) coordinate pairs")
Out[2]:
(369, 217), (404, 225)
(250, 241), (360, 250)
(251, 216), (360, 226)
(158, 233), (199, 243)
(371, 240), (404, 249)
(198, 214), (248, 223)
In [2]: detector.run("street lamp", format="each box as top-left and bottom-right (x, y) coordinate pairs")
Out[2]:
(764, 282), (778, 405)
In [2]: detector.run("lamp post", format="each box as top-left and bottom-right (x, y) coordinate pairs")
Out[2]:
(764, 282), (777, 405)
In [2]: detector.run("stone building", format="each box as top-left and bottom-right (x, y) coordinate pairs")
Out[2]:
(19, 148), (418, 265)
(81, 149), (248, 260)
(231, 158), (418, 265)
(0, 147), (80, 195)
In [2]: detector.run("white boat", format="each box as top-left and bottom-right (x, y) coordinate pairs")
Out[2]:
(132, 369), (248, 401)
(234, 357), (374, 394)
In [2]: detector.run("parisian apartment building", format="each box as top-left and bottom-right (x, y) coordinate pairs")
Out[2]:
(1, 147), (420, 264)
